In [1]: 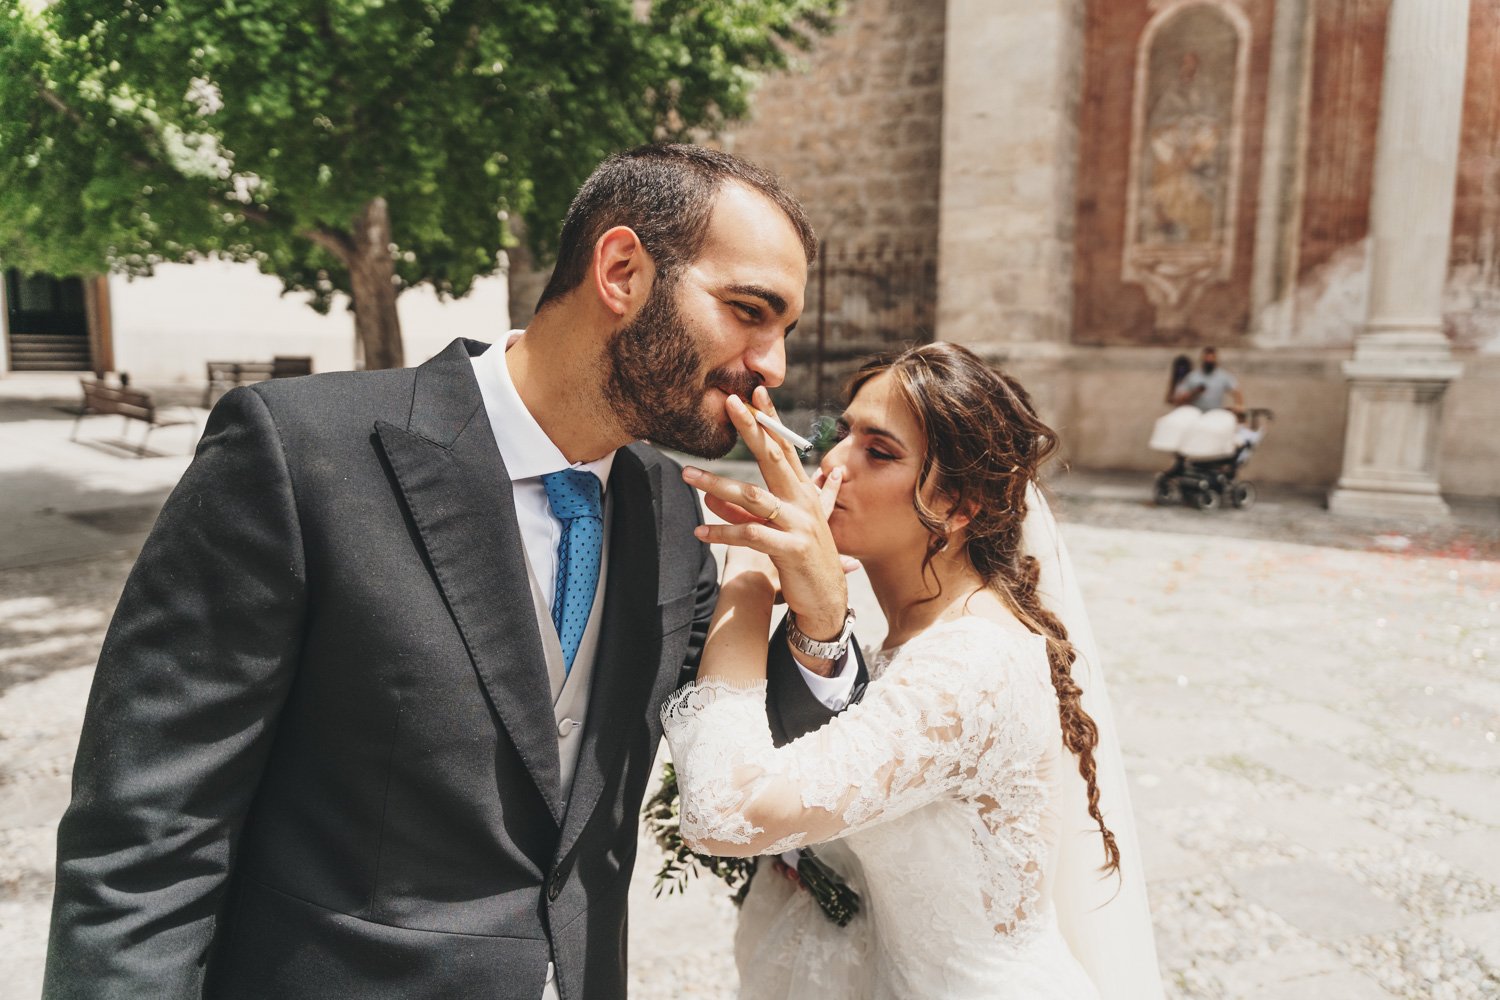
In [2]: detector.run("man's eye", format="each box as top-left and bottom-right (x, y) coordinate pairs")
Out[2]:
(734, 302), (761, 322)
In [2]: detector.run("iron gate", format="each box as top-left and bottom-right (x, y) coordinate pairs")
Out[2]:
(783, 243), (937, 410)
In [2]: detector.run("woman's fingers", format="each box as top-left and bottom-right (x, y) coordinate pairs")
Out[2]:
(702, 492), (760, 526)
(809, 468), (858, 573)
(685, 465), (795, 525)
(693, 519), (796, 554)
(703, 491), (813, 534)
(816, 466), (844, 518)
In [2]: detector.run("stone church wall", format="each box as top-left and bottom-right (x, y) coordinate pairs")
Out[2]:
(1070, 0), (1500, 356)
(1258, 0), (1500, 352)
(716, 0), (947, 258)
(1055, 0), (1499, 496)
(1072, 0), (1277, 347)
(1448, 0), (1500, 351)
(1296, 0), (1386, 287)
(713, 0), (948, 405)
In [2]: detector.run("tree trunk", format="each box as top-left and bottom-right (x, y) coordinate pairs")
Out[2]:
(347, 197), (404, 369)
(503, 215), (553, 330)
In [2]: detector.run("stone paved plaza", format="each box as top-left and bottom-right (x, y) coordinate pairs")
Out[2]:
(1, 377), (1497, 998)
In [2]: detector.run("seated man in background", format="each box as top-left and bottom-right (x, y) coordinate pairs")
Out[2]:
(1172, 346), (1244, 412)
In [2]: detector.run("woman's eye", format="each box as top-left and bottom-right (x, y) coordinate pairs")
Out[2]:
(867, 448), (894, 462)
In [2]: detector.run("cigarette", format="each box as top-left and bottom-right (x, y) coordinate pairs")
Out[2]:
(753, 408), (813, 451)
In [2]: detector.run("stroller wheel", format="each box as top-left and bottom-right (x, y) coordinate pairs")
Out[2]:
(1187, 484), (1220, 511)
(1231, 482), (1257, 510)
(1153, 474), (1178, 506)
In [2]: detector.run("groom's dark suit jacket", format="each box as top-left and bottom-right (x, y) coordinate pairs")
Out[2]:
(43, 339), (862, 1000)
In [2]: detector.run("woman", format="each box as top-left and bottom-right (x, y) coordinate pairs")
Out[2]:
(1166, 353), (1192, 405)
(663, 343), (1163, 999)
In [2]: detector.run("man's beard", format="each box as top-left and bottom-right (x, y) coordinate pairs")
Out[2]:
(1202, 362), (1217, 374)
(603, 278), (760, 458)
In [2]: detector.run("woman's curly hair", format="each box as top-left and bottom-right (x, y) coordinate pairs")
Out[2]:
(846, 342), (1120, 875)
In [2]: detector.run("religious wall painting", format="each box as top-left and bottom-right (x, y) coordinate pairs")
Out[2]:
(1124, 0), (1250, 329)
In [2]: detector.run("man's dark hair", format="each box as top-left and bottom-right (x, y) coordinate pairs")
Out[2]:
(534, 144), (818, 313)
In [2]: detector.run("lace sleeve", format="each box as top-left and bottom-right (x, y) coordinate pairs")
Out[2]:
(659, 619), (1045, 858)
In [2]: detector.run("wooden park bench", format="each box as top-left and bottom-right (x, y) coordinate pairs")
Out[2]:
(72, 378), (198, 458)
(203, 355), (313, 406)
(271, 355), (313, 378)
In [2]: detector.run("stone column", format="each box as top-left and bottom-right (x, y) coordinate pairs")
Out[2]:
(935, 0), (1084, 352)
(1249, 0), (1315, 344)
(1328, 0), (1469, 519)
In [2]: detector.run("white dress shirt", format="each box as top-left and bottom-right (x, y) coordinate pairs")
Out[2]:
(797, 655), (855, 710)
(472, 331), (615, 609)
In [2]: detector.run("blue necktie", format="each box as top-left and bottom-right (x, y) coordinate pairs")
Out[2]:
(541, 469), (604, 675)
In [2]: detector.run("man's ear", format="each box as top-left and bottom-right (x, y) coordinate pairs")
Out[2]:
(592, 226), (653, 317)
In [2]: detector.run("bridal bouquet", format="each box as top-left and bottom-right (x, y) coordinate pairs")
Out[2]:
(644, 762), (861, 927)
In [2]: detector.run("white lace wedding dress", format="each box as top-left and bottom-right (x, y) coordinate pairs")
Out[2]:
(661, 615), (1103, 1000)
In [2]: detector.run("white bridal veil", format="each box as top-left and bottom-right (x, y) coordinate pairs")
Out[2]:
(1022, 483), (1166, 1000)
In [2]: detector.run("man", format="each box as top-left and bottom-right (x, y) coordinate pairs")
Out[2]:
(1172, 345), (1243, 412)
(43, 145), (861, 1000)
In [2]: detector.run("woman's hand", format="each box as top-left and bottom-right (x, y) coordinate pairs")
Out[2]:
(718, 465), (854, 604)
(683, 388), (850, 642)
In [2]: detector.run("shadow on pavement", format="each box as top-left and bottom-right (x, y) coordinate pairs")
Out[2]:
(66, 431), (200, 461)
(0, 552), (135, 695)
(0, 465), (177, 573)
(0, 398), (81, 424)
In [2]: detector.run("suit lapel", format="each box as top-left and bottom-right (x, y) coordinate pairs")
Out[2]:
(556, 448), (662, 859)
(375, 339), (565, 825)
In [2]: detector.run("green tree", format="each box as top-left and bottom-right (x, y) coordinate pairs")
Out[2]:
(0, 0), (837, 369)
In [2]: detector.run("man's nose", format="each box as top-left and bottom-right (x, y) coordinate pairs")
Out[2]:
(745, 334), (787, 390)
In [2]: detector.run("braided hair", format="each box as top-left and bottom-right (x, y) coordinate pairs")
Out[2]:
(846, 343), (1120, 874)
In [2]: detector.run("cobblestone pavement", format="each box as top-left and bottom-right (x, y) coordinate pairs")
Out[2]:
(2, 377), (1498, 998)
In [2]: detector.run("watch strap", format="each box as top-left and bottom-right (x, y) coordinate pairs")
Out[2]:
(786, 607), (856, 660)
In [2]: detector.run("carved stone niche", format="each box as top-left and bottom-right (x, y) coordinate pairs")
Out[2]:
(1122, 0), (1251, 330)
(1123, 245), (1227, 328)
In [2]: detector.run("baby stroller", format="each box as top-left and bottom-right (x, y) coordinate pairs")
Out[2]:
(1149, 406), (1273, 511)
